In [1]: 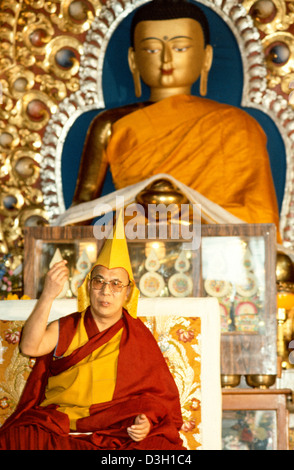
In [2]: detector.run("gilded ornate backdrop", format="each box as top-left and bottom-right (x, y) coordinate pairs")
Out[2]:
(0, 0), (294, 294)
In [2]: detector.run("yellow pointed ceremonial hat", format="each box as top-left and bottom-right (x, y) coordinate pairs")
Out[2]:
(77, 211), (139, 318)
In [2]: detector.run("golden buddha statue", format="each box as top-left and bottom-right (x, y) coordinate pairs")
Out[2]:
(71, 0), (280, 232)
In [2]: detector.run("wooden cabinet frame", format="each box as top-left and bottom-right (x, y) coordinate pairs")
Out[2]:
(222, 389), (291, 450)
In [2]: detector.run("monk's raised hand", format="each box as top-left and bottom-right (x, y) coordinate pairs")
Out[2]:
(42, 260), (69, 300)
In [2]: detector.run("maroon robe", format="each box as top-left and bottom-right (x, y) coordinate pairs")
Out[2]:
(0, 309), (185, 450)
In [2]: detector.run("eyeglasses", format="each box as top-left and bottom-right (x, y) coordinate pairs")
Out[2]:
(90, 276), (130, 294)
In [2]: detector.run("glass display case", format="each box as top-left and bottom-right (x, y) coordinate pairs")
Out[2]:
(222, 388), (291, 450)
(127, 240), (200, 299)
(23, 226), (103, 299)
(128, 223), (277, 376)
(200, 224), (277, 376)
(222, 409), (277, 450)
(24, 223), (277, 376)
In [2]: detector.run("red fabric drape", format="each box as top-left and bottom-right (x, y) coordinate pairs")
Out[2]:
(0, 310), (185, 450)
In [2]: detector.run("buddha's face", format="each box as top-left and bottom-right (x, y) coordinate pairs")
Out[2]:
(128, 17), (212, 99)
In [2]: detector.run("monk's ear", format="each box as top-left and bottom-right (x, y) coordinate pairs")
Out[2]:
(126, 282), (132, 300)
(128, 47), (142, 98)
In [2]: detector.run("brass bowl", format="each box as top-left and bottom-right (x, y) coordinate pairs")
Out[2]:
(245, 374), (276, 389)
(221, 374), (241, 388)
(135, 179), (188, 220)
(276, 252), (294, 283)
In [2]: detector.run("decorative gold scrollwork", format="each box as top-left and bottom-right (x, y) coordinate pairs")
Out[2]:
(21, 12), (55, 54)
(11, 90), (58, 131)
(243, 0), (294, 101)
(0, 0), (101, 276)
(54, 0), (101, 34)
(10, 148), (41, 186)
(41, 36), (83, 80)
(262, 31), (294, 74)
(243, 0), (294, 34)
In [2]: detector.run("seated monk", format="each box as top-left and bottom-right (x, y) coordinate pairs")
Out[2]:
(72, 0), (280, 232)
(0, 214), (185, 450)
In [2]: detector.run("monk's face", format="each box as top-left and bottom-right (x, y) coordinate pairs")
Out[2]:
(129, 17), (212, 98)
(88, 265), (130, 324)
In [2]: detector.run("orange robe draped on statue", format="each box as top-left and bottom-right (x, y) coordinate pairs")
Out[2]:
(105, 94), (280, 229)
(0, 308), (185, 450)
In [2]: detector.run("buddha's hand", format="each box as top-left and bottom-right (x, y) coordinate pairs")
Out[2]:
(43, 260), (69, 300)
(127, 414), (151, 442)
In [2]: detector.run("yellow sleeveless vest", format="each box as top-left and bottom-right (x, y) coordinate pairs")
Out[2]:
(40, 310), (123, 430)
